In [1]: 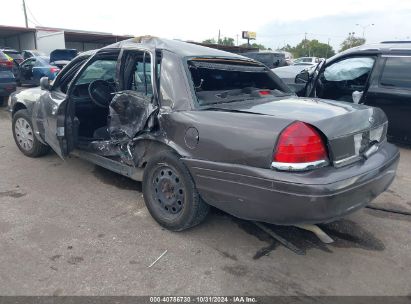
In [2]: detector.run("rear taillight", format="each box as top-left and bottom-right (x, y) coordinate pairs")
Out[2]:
(259, 90), (271, 96)
(0, 59), (13, 68)
(272, 121), (328, 171)
(50, 67), (59, 73)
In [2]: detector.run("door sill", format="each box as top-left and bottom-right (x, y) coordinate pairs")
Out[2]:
(71, 149), (143, 181)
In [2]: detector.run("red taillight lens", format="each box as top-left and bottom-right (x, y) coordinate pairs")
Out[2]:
(0, 59), (13, 68)
(274, 122), (327, 163)
(259, 90), (271, 96)
(50, 67), (59, 73)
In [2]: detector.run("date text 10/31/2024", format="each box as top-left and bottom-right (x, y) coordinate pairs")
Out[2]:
(149, 296), (258, 303)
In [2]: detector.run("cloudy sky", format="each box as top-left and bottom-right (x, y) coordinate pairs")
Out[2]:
(3, 0), (411, 51)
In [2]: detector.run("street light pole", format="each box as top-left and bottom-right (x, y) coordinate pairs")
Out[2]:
(356, 23), (374, 39)
(22, 0), (28, 28)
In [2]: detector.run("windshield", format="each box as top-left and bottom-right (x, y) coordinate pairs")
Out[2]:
(188, 59), (291, 106)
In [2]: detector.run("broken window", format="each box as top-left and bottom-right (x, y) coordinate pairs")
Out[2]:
(87, 50), (159, 164)
(122, 51), (153, 97)
(187, 59), (290, 106)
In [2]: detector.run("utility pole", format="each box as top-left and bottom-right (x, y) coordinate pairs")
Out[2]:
(304, 32), (308, 56)
(356, 23), (374, 39)
(236, 34), (239, 46)
(218, 29), (221, 45)
(326, 38), (330, 58)
(22, 0), (28, 28)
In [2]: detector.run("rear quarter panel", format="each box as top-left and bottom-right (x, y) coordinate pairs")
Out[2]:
(159, 110), (292, 168)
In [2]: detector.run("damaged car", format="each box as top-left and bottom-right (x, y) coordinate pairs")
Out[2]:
(8, 37), (399, 231)
(294, 41), (411, 144)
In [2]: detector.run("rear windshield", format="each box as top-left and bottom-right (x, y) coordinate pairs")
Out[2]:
(3, 51), (23, 60)
(188, 59), (290, 105)
(50, 49), (77, 62)
(0, 51), (8, 60)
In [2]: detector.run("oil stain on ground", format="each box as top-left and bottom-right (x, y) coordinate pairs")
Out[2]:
(232, 216), (385, 258)
(92, 165), (142, 191)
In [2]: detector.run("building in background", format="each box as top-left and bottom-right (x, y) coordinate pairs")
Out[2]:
(0, 25), (133, 54)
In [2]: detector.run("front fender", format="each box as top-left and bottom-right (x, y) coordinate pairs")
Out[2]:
(11, 88), (47, 145)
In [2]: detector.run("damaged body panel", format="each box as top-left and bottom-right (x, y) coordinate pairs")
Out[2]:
(8, 37), (399, 231)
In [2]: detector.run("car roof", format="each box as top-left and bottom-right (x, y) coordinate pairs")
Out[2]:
(328, 41), (411, 62)
(1, 48), (20, 53)
(104, 36), (256, 62)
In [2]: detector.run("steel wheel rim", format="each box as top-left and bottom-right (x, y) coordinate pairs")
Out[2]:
(151, 165), (184, 216)
(15, 118), (34, 151)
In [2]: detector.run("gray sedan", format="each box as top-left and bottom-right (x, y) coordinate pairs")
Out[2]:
(8, 37), (399, 231)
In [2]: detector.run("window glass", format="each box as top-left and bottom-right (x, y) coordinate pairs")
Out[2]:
(3, 51), (23, 61)
(380, 57), (411, 89)
(324, 57), (374, 81)
(76, 59), (116, 85)
(0, 51), (8, 60)
(130, 53), (152, 96)
(34, 56), (50, 67)
(22, 58), (36, 68)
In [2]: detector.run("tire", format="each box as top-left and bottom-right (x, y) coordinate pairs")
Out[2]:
(0, 97), (4, 107)
(142, 151), (210, 231)
(12, 109), (50, 157)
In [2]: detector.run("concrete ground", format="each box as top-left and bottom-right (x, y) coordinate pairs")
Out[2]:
(0, 98), (410, 296)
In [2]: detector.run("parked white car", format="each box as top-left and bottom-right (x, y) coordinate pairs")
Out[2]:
(293, 57), (320, 65)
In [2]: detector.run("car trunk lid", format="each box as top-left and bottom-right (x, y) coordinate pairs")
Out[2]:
(205, 97), (388, 166)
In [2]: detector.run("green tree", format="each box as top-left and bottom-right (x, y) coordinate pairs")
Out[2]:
(281, 39), (335, 58)
(340, 35), (366, 52)
(239, 42), (268, 50)
(219, 37), (235, 46)
(202, 38), (217, 44)
(202, 37), (235, 46)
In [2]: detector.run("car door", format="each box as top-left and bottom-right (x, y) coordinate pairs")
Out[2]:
(363, 55), (411, 143)
(32, 55), (90, 159)
(19, 58), (36, 84)
(111, 49), (159, 139)
(313, 56), (376, 103)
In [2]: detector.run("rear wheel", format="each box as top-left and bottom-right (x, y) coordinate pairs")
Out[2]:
(142, 151), (210, 231)
(12, 109), (50, 157)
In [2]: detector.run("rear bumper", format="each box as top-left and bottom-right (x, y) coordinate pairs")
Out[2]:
(0, 82), (16, 97)
(183, 142), (399, 225)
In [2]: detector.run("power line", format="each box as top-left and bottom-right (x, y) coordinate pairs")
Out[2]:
(25, 0), (42, 26)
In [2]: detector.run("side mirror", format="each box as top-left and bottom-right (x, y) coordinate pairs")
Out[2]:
(40, 77), (50, 90)
(295, 70), (310, 84)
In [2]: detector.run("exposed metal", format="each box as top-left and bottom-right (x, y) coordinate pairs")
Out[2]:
(253, 222), (305, 255)
(294, 224), (334, 244)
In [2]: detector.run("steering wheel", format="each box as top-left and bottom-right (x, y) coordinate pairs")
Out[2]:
(88, 80), (116, 108)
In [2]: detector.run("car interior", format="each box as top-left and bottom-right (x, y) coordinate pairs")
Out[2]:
(60, 50), (155, 154)
(316, 56), (375, 102)
(188, 59), (291, 105)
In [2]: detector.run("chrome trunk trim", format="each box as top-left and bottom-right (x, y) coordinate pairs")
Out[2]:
(271, 159), (329, 172)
